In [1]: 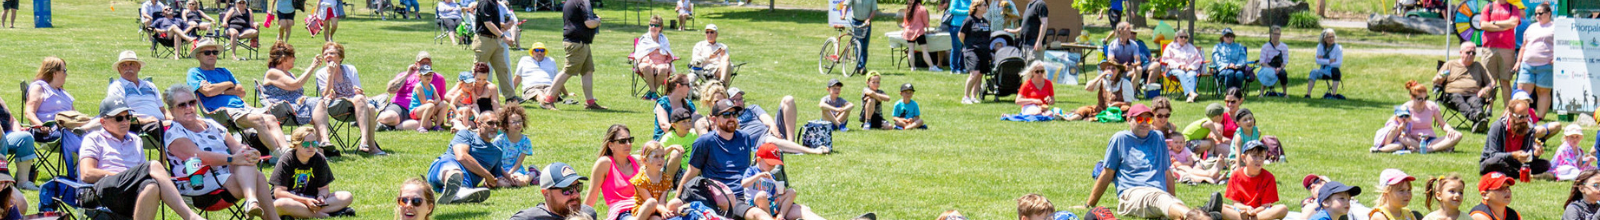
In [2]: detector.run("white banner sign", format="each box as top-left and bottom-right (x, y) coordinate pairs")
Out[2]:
(828, 0), (849, 27)
(1552, 18), (1600, 114)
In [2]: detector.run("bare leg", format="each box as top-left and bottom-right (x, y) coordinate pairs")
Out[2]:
(13, 160), (31, 183)
(237, 113), (289, 151)
(1536, 87), (1552, 117)
(226, 166), (282, 220)
(134, 183), (163, 220)
(965, 70), (982, 101)
(324, 17), (338, 41)
(378, 108), (402, 127)
(637, 198), (661, 219)
(1260, 204), (1290, 220)
(1221, 204), (1243, 220)
(146, 163), (205, 219)
(778, 96), (797, 141)
(1429, 131), (1463, 153)
(1329, 81), (1341, 95)
(917, 44), (937, 71)
(314, 100), (333, 143)
(414, 104), (436, 129)
(581, 71), (597, 101)
(277, 19), (294, 41)
(273, 198), (330, 218)
(1305, 78), (1318, 97)
(320, 191), (354, 212)
(432, 103), (453, 128)
(349, 96), (380, 148)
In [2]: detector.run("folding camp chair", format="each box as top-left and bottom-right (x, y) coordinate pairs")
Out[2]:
(627, 37), (680, 99)
(16, 81), (66, 183)
(1206, 60), (1259, 98)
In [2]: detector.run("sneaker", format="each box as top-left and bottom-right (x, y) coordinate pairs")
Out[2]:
(928, 66), (943, 72)
(437, 172), (465, 204)
(329, 207), (357, 217)
(584, 100), (609, 110)
(1322, 93), (1335, 99)
(861, 124), (872, 130)
(1334, 94), (1347, 100)
(453, 187), (492, 203)
(1202, 192), (1223, 213)
(15, 181), (38, 191)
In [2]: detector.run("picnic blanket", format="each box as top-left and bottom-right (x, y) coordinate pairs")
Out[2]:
(1000, 114), (1055, 122)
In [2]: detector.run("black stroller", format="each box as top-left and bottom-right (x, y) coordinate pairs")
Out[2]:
(981, 31), (1027, 101)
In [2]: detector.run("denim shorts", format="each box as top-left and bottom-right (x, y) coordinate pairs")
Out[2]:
(1516, 63), (1553, 88)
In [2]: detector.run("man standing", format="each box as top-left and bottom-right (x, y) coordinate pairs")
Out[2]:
(507, 163), (599, 220)
(691, 24), (732, 83)
(844, 0), (876, 76)
(1082, 104), (1218, 219)
(1009, 0), (1047, 58)
(542, 0), (607, 110)
(1478, 0), (1521, 105)
(1433, 42), (1496, 132)
(106, 50), (167, 126)
(472, 0), (519, 103)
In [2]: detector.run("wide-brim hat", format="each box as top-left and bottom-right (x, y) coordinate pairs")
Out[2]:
(192, 39), (222, 56)
(114, 50), (145, 69)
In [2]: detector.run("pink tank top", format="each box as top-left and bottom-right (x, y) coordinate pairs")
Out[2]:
(600, 156), (640, 208)
(1407, 101), (1441, 137)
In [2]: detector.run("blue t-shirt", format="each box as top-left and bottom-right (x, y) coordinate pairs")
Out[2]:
(947, 0), (971, 24)
(689, 130), (760, 198)
(1110, 0), (1124, 11)
(185, 67), (246, 112)
(738, 105), (770, 137)
(740, 166), (778, 198)
(492, 133), (533, 174)
(892, 100), (920, 119)
(1308, 209), (1333, 220)
(1101, 130), (1171, 195)
(449, 130), (506, 178)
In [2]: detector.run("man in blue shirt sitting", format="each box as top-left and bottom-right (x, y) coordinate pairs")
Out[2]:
(1081, 104), (1220, 219)
(184, 39), (294, 154)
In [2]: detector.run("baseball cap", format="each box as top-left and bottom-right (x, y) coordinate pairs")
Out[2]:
(711, 99), (743, 116)
(1565, 124), (1583, 137)
(1221, 28), (1236, 38)
(1126, 104), (1152, 118)
(1316, 181), (1361, 205)
(1240, 140), (1266, 153)
(1511, 90), (1532, 101)
(1052, 211), (1079, 220)
(756, 143), (783, 166)
(705, 24), (719, 32)
(1205, 103), (1225, 117)
(415, 51), (432, 63)
(539, 162), (589, 189)
(728, 87), (745, 96)
(1394, 105), (1411, 117)
(900, 83), (915, 92)
(458, 71), (476, 83)
(1302, 174), (1325, 190)
(1377, 169), (1416, 187)
(670, 108), (694, 123)
(1478, 172), (1516, 193)
(827, 79), (843, 88)
(100, 98), (133, 117)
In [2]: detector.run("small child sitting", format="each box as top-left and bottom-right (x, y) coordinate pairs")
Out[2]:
(742, 144), (797, 218)
(1222, 140), (1289, 220)
(1182, 103), (1230, 182)
(1309, 181), (1362, 220)
(892, 83), (925, 130)
(661, 108), (696, 172)
(1369, 169), (1418, 220)
(1016, 193), (1054, 220)
(631, 141), (685, 220)
(1170, 129), (1216, 184)
(860, 72), (893, 130)
(1226, 108), (1259, 168)
(270, 127), (357, 218)
(819, 79), (855, 131)
(1554, 124), (1596, 181)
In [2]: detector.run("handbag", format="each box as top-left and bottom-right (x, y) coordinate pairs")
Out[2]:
(798, 120), (834, 149)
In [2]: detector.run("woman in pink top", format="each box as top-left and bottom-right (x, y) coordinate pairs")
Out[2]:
(901, 0), (941, 72)
(1404, 81), (1461, 153)
(585, 124), (641, 220)
(1158, 31), (1204, 102)
(1515, 3), (1555, 117)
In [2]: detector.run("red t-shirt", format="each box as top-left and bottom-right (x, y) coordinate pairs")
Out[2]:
(1225, 168), (1279, 207)
(1221, 112), (1239, 139)
(1504, 131), (1526, 153)
(1482, 2), (1522, 49)
(1018, 79), (1055, 104)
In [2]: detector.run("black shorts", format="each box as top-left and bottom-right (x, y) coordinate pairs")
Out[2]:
(382, 102), (408, 118)
(911, 35), (928, 45)
(2, 0), (16, 10)
(228, 25), (255, 33)
(275, 11), (295, 20)
(91, 162), (158, 215)
(1108, 9), (1123, 25)
(962, 49), (994, 74)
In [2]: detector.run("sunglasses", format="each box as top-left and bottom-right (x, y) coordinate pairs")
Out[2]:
(1225, 99), (1239, 104)
(107, 114), (133, 123)
(174, 100), (199, 109)
(1465, 51), (1477, 56)
(200, 50), (220, 56)
(650, 24), (662, 27)
(1413, 95), (1427, 100)
(1155, 113), (1171, 119)
(706, 31), (718, 34)
(611, 137), (635, 144)
(555, 184), (583, 196)
(397, 196), (425, 206)
(1537, 11), (1549, 15)
(717, 110), (741, 117)
(484, 121), (503, 127)
(301, 140), (321, 148)
(533, 49), (545, 53)
(507, 120), (524, 127)
(1133, 115), (1153, 125)
(1177, 36), (1189, 39)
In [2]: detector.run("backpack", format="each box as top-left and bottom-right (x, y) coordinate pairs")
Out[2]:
(38, 177), (81, 212)
(798, 120), (833, 149)
(1261, 135), (1286, 163)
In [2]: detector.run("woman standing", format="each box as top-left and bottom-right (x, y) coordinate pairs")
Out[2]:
(313, 42), (384, 155)
(585, 124), (641, 220)
(901, 0), (940, 72)
(1515, 3), (1555, 117)
(958, 1), (990, 104)
(272, 0), (298, 40)
(634, 16), (676, 100)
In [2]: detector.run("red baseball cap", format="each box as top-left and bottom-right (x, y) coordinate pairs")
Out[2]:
(1479, 172), (1516, 193)
(1302, 174), (1324, 190)
(756, 143), (783, 166)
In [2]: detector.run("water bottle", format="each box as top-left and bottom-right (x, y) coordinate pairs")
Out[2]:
(184, 155), (204, 187)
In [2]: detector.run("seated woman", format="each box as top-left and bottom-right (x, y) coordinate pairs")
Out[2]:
(1014, 61), (1057, 117)
(1307, 28), (1345, 100)
(634, 16), (677, 100)
(162, 84), (282, 220)
(585, 124), (641, 220)
(1157, 31), (1204, 102)
(270, 127), (356, 218)
(1257, 26), (1290, 97)
(25, 56), (81, 188)
(180, 1), (215, 34)
(425, 111), (498, 204)
(435, 0), (465, 44)
(1375, 81), (1463, 153)
(396, 178), (435, 220)
(220, 0), (259, 61)
(78, 99), (205, 220)
(1065, 61), (1134, 121)
(1212, 29), (1250, 90)
(313, 42), (385, 155)
(260, 41), (322, 132)
(446, 63), (501, 132)
(0, 97), (33, 191)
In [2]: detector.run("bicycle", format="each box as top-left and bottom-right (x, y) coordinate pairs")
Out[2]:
(817, 23), (867, 77)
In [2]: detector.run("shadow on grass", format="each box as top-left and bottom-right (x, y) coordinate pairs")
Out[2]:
(434, 210), (492, 219)
(703, 6), (828, 24)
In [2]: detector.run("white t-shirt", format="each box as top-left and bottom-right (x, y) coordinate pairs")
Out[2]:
(437, 2), (463, 19)
(516, 56), (558, 90)
(691, 41), (728, 67)
(107, 78), (166, 120)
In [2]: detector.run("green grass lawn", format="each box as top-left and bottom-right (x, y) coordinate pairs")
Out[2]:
(0, 0), (1579, 219)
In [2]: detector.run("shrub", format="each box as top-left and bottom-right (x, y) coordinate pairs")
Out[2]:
(1205, 1), (1241, 24)
(1288, 11), (1321, 29)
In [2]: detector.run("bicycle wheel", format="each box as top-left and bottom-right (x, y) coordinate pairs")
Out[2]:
(817, 38), (840, 75)
(840, 39), (859, 77)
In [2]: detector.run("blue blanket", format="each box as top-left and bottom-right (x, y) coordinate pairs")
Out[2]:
(1000, 114), (1055, 122)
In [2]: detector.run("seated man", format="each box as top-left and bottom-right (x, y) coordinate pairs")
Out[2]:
(1082, 104), (1218, 219)
(1103, 22), (1146, 85)
(507, 163), (599, 220)
(425, 111), (499, 204)
(78, 99), (205, 220)
(1433, 42), (1496, 132)
(152, 7), (199, 60)
(514, 42), (564, 103)
(139, 0), (166, 28)
(1480, 98), (1555, 179)
(107, 50), (168, 126)
(680, 100), (824, 220)
(691, 24), (733, 83)
(184, 39), (293, 152)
